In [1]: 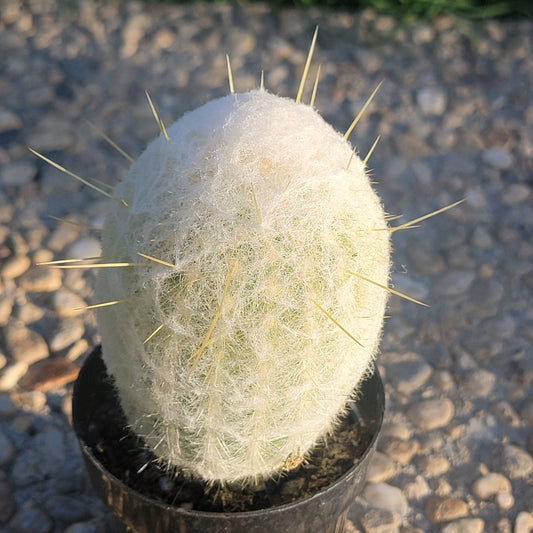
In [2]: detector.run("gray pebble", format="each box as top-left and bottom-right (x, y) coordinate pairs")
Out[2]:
(8, 501), (52, 533)
(0, 395), (17, 419)
(472, 472), (511, 499)
(499, 444), (533, 479)
(52, 290), (87, 318)
(416, 87), (447, 115)
(386, 352), (432, 394)
(47, 318), (85, 352)
(0, 109), (22, 132)
(363, 483), (409, 517)
(67, 236), (101, 260)
(470, 226), (493, 249)
(418, 455), (450, 477)
(367, 451), (397, 483)
(27, 117), (73, 152)
(0, 162), (37, 187)
(18, 266), (63, 293)
(11, 426), (65, 487)
(441, 518), (484, 533)
(64, 521), (102, 533)
(0, 478), (16, 524)
(514, 512), (533, 533)
(408, 398), (454, 429)
(403, 475), (431, 500)
(482, 147), (512, 170)
(435, 270), (475, 296)
(4, 322), (49, 365)
(0, 428), (14, 466)
(461, 369), (496, 398)
(43, 494), (93, 524)
(0, 363), (28, 392)
(359, 508), (401, 533)
(500, 184), (531, 206)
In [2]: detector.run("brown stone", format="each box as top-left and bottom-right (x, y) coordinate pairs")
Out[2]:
(19, 358), (79, 392)
(425, 496), (468, 524)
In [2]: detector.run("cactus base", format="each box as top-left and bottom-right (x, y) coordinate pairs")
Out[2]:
(72, 346), (384, 533)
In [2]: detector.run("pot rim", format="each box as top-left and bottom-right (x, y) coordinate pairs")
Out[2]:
(73, 346), (384, 519)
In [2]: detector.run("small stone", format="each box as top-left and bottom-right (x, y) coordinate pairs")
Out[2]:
(66, 338), (89, 361)
(65, 520), (102, 533)
(15, 300), (45, 324)
(0, 293), (14, 326)
(521, 401), (533, 425)
(19, 358), (79, 392)
(52, 289), (87, 318)
(433, 370), (455, 391)
(387, 352), (432, 394)
(418, 455), (450, 477)
(482, 147), (513, 170)
(407, 240), (445, 276)
(514, 512), (533, 533)
(495, 492), (514, 510)
(495, 518), (512, 533)
(462, 369), (496, 398)
(0, 362), (28, 391)
(11, 425), (66, 486)
(0, 428), (14, 465)
(0, 394), (17, 418)
(425, 496), (468, 524)
(360, 508), (401, 533)
(0, 479), (15, 524)
(408, 398), (454, 429)
(0, 108), (22, 132)
(48, 318), (84, 352)
(381, 422), (411, 440)
(4, 321), (49, 364)
(0, 161), (37, 187)
(27, 116), (74, 152)
(44, 494), (92, 524)
(436, 270), (475, 297)
(470, 226), (493, 250)
(417, 87), (447, 115)
(492, 401), (521, 427)
(363, 483), (409, 517)
(499, 444), (533, 479)
(18, 266), (62, 292)
(11, 390), (47, 413)
(1, 255), (31, 279)
(120, 13), (151, 58)
(8, 501), (52, 533)
(403, 475), (431, 500)
(380, 438), (419, 464)
(441, 518), (484, 533)
(67, 236), (101, 260)
(367, 451), (397, 483)
(500, 184), (531, 206)
(472, 472), (512, 499)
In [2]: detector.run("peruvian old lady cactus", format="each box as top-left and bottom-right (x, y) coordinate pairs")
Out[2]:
(93, 87), (391, 484)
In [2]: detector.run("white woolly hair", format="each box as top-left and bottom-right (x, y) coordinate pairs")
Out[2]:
(95, 89), (390, 484)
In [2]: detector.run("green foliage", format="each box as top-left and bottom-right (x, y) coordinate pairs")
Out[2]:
(147, 0), (532, 19)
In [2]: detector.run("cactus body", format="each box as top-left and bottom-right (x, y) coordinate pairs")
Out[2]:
(95, 89), (390, 483)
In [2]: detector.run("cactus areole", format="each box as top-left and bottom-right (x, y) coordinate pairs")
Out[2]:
(95, 89), (391, 484)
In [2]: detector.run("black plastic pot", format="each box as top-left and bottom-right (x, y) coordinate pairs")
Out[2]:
(72, 347), (384, 533)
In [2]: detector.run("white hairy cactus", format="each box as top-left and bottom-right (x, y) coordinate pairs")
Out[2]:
(95, 88), (391, 483)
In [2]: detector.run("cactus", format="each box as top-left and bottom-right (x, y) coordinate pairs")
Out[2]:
(94, 88), (391, 484)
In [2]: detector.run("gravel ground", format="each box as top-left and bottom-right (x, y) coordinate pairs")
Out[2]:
(0, 1), (532, 532)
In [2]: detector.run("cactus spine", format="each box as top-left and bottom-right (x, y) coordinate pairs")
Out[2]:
(95, 89), (391, 483)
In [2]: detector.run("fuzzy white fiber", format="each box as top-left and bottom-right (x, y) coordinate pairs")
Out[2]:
(95, 89), (390, 483)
